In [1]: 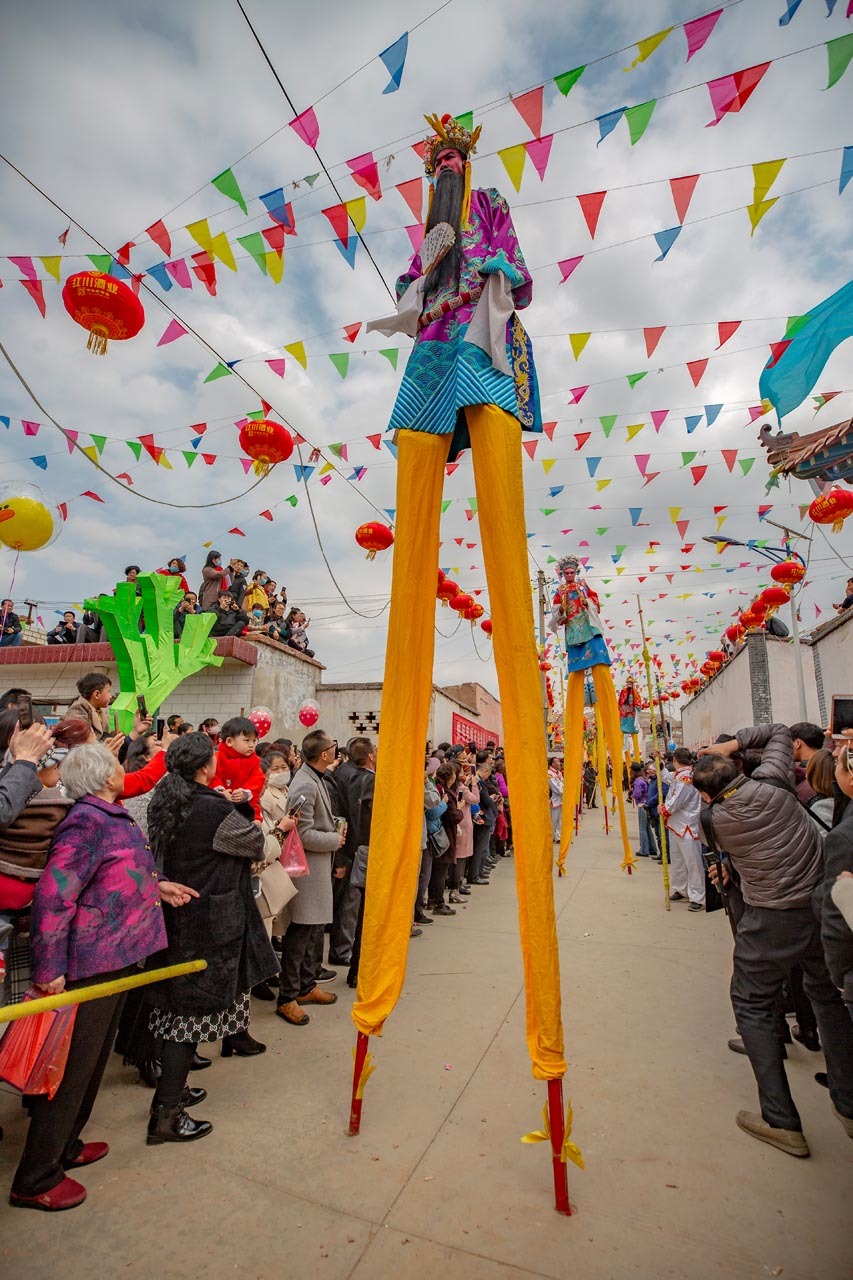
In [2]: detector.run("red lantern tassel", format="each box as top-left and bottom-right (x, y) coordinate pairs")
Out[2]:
(87, 324), (109, 356)
(547, 1079), (572, 1215)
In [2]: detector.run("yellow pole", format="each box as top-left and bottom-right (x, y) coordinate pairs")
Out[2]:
(0, 960), (207, 1024)
(636, 595), (670, 910)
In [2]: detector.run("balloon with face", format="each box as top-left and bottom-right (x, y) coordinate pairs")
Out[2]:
(0, 485), (63, 552)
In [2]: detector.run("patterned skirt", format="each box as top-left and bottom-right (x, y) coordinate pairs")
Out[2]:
(148, 991), (251, 1044)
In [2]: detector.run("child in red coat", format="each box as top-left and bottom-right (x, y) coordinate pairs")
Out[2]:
(211, 717), (265, 820)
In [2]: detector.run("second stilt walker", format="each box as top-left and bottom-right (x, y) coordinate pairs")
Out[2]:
(355, 113), (579, 1212)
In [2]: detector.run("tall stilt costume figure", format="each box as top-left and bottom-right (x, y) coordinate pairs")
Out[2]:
(618, 676), (641, 774)
(548, 556), (635, 875)
(355, 114), (579, 1212)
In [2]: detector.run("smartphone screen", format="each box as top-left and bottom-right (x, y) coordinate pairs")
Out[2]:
(156, 718), (165, 739)
(831, 696), (853, 737)
(137, 694), (148, 718)
(16, 694), (34, 730)
(288, 794), (306, 817)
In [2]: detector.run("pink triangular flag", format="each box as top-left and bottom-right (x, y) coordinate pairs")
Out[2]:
(65, 429), (79, 453)
(20, 279), (46, 317)
(9, 256), (36, 281)
(569, 386), (589, 404)
(651, 410), (669, 432)
(22, 421), (40, 436)
(746, 405), (766, 423)
(578, 191), (606, 238)
(670, 175), (699, 224)
(525, 135), (554, 182)
(644, 326), (666, 358)
(240, 458), (254, 474)
(405, 224), (425, 254)
(156, 319), (187, 346)
(165, 259), (192, 288)
(557, 256), (583, 283)
(684, 9), (722, 61)
(686, 358), (708, 387)
(511, 86), (544, 138)
(289, 106), (320, 148)
(634, 454), (651, 476)
(396, 177), (423, 223)
(266, 359), (286, 378)
(347, 153), (382, 201)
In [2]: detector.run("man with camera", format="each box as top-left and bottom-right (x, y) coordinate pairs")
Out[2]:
(694, 724), (853, 1157)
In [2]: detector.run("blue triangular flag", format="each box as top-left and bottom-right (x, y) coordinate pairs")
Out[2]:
(628, 507), (642, 525)
(778, 0), (804, 23)
(653, 225), (682, 261)
(146, 262), (173, 291)
(108, 261), (131, 280)
(333, 236), (358, 269)
(686, 415), (702, 434)
(226, 360), (240, 369)
(549, 485), (565, 498)
(191, 436), (203, 450)
(840, 146), (853, 196)
(383, 439), (398, 459)
(379, 32), (408, 94)
(293, 465), (315, 482)
(384, 508), (396, 521)
(259, 189), (292, 229)
(0, 416), (9, 429)
(704, 404), (723, 426)
(30, 455), (48, 469)
(586, 456), (602, 477)
(596, 107), (626, 146)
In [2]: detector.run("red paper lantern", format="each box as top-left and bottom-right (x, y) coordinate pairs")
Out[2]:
(239, 419), (294, 477)
(62, 271), (145, 355)
(355, 520), (394, 560)
(707, 650), (725, 664)
(749, 598), (769, 618)
(450, 593), (474, 614)
(725, 624), (743, 644)
(467, 603), (485, 621)
(760, 585), (790, 608)
(437, 577), (458, 606)
(740, 610), (764, 630)
(809, 486), (853, 533)
(480, 619), (493, 635)
(539, 660), (552, 671)
(771, 559), (805, 586)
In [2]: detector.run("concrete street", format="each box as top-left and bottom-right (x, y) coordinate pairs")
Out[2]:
(1, 812), (849, 1279)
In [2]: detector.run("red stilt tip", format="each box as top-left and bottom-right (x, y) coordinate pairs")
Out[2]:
(348, 1031), (370, 1136)
(547, 1079), (572, 1215)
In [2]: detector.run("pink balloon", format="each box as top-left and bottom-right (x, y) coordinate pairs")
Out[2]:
(298, 701), (319, 728)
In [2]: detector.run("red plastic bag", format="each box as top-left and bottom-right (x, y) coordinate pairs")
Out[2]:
(279, 828), (309, 878)
(0, 997), (78, 1100)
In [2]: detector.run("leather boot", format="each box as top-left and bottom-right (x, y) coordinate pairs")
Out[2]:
(146, 1104), (212, 1145)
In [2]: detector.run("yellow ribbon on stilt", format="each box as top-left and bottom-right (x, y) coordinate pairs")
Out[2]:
(352, 1044), (376, 1100)
(521, 1100), (585, 1170)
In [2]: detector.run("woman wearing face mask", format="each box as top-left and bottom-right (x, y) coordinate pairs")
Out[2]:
(198, 550), (225, 611)
(156, 558), (189, 594)
(243, 571), (271, 615)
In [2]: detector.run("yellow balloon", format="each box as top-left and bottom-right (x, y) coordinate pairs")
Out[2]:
(0, 489), (60, 552)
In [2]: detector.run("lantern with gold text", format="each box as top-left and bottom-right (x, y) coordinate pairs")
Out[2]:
(355, 521), (395, 561)
(239, 420), (294, 477)
(808, 486), (853, 533)
(61, 271), (145, 355)
(770, 559), (805, 587)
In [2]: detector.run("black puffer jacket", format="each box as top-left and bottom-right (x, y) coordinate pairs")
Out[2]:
(819, 804), (853, 1001)
(708, 724), (823, 909)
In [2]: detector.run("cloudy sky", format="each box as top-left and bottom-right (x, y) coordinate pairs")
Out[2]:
(0, 0), (851, 707)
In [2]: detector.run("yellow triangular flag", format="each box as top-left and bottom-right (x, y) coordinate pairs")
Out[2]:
(158, 453), (174, 470)
(747, 198), (778, 237)
(81, 444), (99, 465)
(626, 27), (673, 70)
(345, 197), (367, 233)
(669, 506), (681, 523)
(542, 458), (557, 474)
(595, 478), (611, 490)
(210, 231), (237, 271)
(716, 515), (727, 532)
(752, 159), (785, 206)
(625, 422), (645, 441)
(569, 332), (591, 360)
(716, 540), (728, 553)
(186, 218), (214, 255)
(284, 341), (307, 369)
(39, 255), (62, 282)
(265, 250), (284, 284)
(497, 144), (527, 192)
(616, 566), (625, 575)
(319, 461), (334, 475)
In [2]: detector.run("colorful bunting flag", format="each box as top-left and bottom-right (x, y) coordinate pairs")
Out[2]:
(212, 167), (248, 214)
(266, 359), (286, 378)
(686, 358), (708, 387)
(644, 326), (666, 357)
(558, 256), (583, 283)
(157, 319), (187, 346)
(347, 154), (382, 201)
(498, 144), (527, 192)
(569, 386), (589, 404)
(626, 28), (672, 70)
(626, 372), (647, 389)
(706, 62), (771, 127)
(716, 320), (741, 348)
(600, 415), (617, 438)
(511, 86), (543, 138)
(747, 198), (778, 236)
(577, 191), (606, 238)
(146, 219), (172, 256)
(20, 280), (45, 317)
(840, 146), (853, 195)
(526, 135), (554, 181)
(721, 449), (738, 472)
(379, 348), (400, 369)
(569, 332), (591, 360)
(329, 353), (349, 378)
(596, 108), (626, 146)
(554, 66), (585, 96)
(826, 33), (853, 90)
(654, 225), (682, 261)
(625, 100), (656, 145)
(396, 177), (423, 222)
(289, 106), (320, 148)
(284, 341), (307, 369)
(379, 31), (408, 93)
(650, 410), (668, 432)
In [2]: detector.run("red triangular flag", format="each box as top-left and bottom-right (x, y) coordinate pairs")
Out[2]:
(542, 421), (557, 440)
(343, 323), (362, 344)
(670, 175), (699, 224)
(522, 439), (538, 459)
(642, 472), (660, 486)
(58, 502), (68, 519)
(644, 326), (666, 358)
(716, 320), (741, 348)
(262, 224), (286, 254)
(321, 203), (350, 247)
(191, 252), (217, 296)
(675, 520), (690, 539)
(259, 510), (273, 521)
(347, 153), (382, 201)
(445, 462), (459, 476)
(411, 140), (428, 161)
(80, 491), (105, 503)
(578, 191), (606, 238)
(146, 220), (172, 256)
(690, 465), (707, 486)
(396, 177), (423, 223)
(767, 339), (792, 367)
(228, 527), (245, 536)
(20, 280), (46, 317)
(511, 86), (544, 138)
(202, 453), (217, 465)
(115, 242), (134, 266)
(686, 358), (708, 387)
(721, 450), (738, 472)
(574, 432), (591, 450)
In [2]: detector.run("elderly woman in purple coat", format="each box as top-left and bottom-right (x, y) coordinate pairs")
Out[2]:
(9, 743), (195, 1214)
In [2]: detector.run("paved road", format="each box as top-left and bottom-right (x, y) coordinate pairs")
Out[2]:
(1, 813), (849, 1278)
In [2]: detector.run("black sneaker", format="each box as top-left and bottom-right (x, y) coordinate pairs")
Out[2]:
(687, 902), (704, 912)
(316, 968), (337, 983)
(414, 911), (434, 924)
(432, 903), (456, 916)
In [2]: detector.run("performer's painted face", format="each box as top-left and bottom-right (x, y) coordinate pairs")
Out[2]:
(434, 148), (464, 176)
(564, 567), (576, 584)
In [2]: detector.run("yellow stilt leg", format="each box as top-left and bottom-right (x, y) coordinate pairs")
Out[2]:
(558, 670), (585, 872)
(631, 732), (641, 763)
(352, 429), (450, 1039)
(467, 404), (567, 1081)
(591, 666), (636, 873)
(595, 712), (609, 823)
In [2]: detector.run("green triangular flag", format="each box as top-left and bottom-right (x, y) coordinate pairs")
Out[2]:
(90, 435), (107, 455)
(738, 458), (755, 475)
(212, 167), (248, 214)
(328, 442), (345, 458)
(126, 441), (142, 461)
(303, 173), (321, 187)
(681, 451), (697, 466)
(455, 111), (474, 130)
(554, 66), (585, 96)
(236, 232), (268, 274)
(204, 362), (233, 383)
(627, 372), (648, 389)
(826, 32), (853, 90)
(599, 414), (617, 438)
(286, 495), (298, 506)
(245, 410), (265, 420)
(329, 353), (350, 379)
(625, 99), (656, 146)
(87, 254), (112, 273)
(539, 508), (557, 516)
(182, 451), (199, 468)
(595, 527), (609, 536)
(784, 314), (810, 338)
(379, 348), (399, 369)
(468, 497), (478, 514)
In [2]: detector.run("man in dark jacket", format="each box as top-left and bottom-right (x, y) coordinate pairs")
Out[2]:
(345, 739), (378, 988)
(470, 751), (498, 884)
(208, 591), (248, 638)
(695, 724), (853, 1158)
(327, 738), (372, 967)
(0, 599), (23, 648)
(820, 735), (853, 1017)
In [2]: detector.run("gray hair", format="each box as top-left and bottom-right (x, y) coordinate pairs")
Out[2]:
(60, 742), (119, 800)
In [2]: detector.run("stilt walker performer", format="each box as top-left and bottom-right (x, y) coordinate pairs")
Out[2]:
(352, 113), (579, 1211)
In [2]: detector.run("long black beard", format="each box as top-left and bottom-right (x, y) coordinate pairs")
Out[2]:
(425, 168), (463, 294)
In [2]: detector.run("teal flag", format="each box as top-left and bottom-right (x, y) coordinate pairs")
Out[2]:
(759, 279), (853, 419)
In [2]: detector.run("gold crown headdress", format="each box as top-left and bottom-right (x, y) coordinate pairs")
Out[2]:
(422, 113), (482, 176)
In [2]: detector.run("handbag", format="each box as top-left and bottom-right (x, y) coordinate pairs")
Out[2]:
(0, 998), (78, 1099)
(279, 827), (310, 878)
(256, 858), (297, 920)
(427, 824), (450, 858)
(350, 844), (369, 890)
